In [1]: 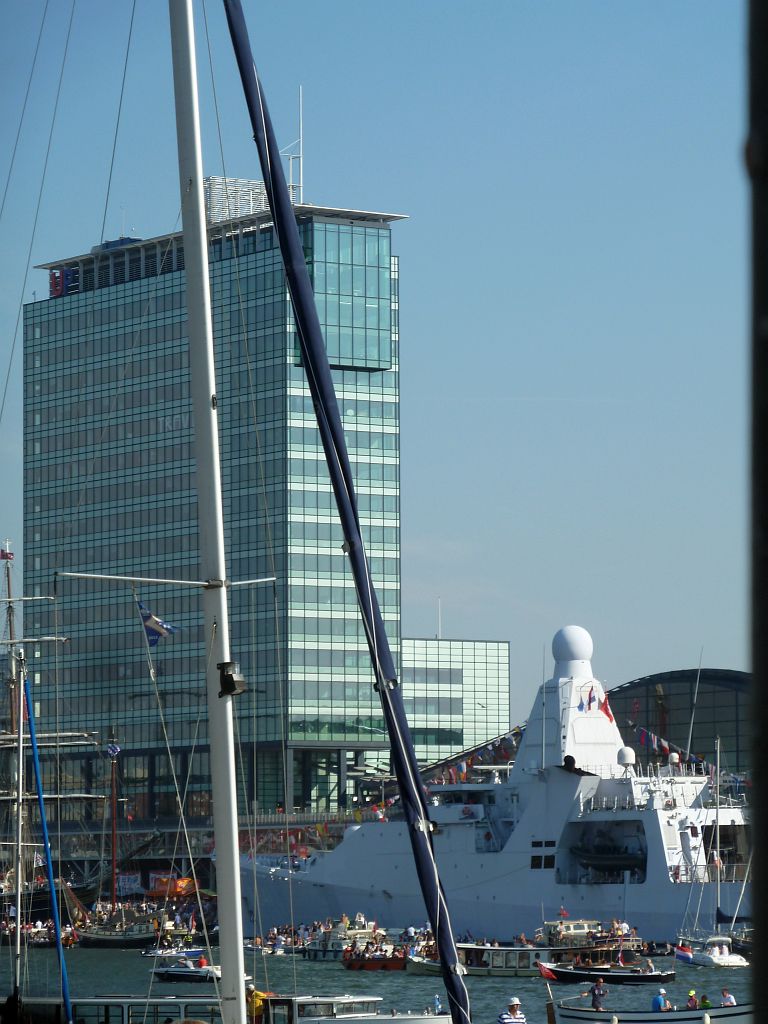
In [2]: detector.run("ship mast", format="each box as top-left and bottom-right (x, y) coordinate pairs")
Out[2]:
(168, 4), (246, 1022)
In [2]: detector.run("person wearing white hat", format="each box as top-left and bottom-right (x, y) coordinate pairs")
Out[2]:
(246, 984), (266, 1024)
(497, 996), (526, 1024)
(651, 987), (672, 1012)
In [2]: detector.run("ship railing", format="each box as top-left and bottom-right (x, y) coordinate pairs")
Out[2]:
(670, 862), (750, 884)
(582, 794), (643, 813)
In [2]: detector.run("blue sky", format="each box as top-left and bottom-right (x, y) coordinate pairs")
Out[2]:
(0, 2), (748, 716)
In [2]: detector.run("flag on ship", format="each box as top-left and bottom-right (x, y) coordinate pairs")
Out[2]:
(599, 696), (614, 722)
(138, 601), (179, 646)
(536, 962), (558, 980)
(675, 944), (694, 964)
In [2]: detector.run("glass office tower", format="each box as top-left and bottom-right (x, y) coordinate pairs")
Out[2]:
(401, 638), (510, 763)
(23, 184), (404, 819)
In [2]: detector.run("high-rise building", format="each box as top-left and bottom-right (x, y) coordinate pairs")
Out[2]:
(23, 180), (509, 829)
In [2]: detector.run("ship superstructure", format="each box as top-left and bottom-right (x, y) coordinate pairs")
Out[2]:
(241, 626), (750, 941)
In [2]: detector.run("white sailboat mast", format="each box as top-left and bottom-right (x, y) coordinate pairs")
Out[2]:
(168, 4), (246, 1023)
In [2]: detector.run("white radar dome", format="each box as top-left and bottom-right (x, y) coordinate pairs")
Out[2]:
(617, 747), (636, 767)
(552, 625), (593, 663)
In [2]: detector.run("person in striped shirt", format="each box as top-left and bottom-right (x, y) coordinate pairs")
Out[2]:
(497, 996), (526, 1024)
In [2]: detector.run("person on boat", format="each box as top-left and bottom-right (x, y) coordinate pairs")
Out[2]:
(686, 991), (698, 1010)
(561, 754), (595, 776)
(497, 996), (526, 1024)
(721, 988), (737, 1006)
(197, 953), (208, 968)
(582, 979), (608, 1011)
(246, 984), (265, 1024)
(700, 994), (712, 1009)
(651, 988), (672, 1012)
(642, 958), (655, 973)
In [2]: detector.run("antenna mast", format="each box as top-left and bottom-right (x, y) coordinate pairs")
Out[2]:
(299, 85), (304, 203)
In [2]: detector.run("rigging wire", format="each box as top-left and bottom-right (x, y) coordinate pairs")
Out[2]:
(96, 0), (137, 246)
(132, 588), (223, 1005)
(0, 1), (50, 224)
(0, 0), (75, 426)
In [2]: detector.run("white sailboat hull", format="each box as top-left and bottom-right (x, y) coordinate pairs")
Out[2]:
(553, 1002), (752, 1024)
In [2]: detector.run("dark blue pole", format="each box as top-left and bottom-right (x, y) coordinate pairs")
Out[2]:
(23, 671), (74, 1024)
(222, 4), (471, 1022)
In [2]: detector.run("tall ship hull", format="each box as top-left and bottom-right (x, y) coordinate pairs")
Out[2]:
(241, 627), (750, 942)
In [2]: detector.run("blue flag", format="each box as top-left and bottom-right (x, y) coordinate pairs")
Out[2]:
(107, 743), (121, 758)
(138, 602), (179, 647)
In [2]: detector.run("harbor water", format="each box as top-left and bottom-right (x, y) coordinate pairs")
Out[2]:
(0, 947), (753, 1022)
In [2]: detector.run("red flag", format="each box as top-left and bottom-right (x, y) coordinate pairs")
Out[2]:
(536, 961), (558, 980)
(599, 696), (614, 723)
(0, 550), (13, 560)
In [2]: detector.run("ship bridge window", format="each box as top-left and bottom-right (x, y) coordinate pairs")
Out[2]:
(334, 1003), (378, 1016)
(531, 855), (542, 868)
(297, 1004), (334, 1018)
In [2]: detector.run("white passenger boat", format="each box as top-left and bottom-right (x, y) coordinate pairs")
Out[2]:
(16, 992), (446, 1024)
(242, 625), (751, 942)
(304, 918), (385, 961)
(407, 920), (643, 977)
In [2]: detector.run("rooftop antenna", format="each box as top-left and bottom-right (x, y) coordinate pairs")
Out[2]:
(684, 647), (704, 763)
(280, 86), (304, 204)
(299, 84), (304, 203)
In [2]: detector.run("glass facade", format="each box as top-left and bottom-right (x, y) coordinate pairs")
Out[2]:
(400, 638), (510, 763)
(607, 668), (750, 774)
(23, 197), (403, 819)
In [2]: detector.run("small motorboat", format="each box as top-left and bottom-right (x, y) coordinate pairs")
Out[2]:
(677, 935), (749, 968)
(141, 943), (205, 958)
(150, 958), (250, 983)
(536, 960), (675, 986)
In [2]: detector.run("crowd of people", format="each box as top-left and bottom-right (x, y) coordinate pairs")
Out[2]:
(245, 915), (434, 958)
(1, 893), (217, 948)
